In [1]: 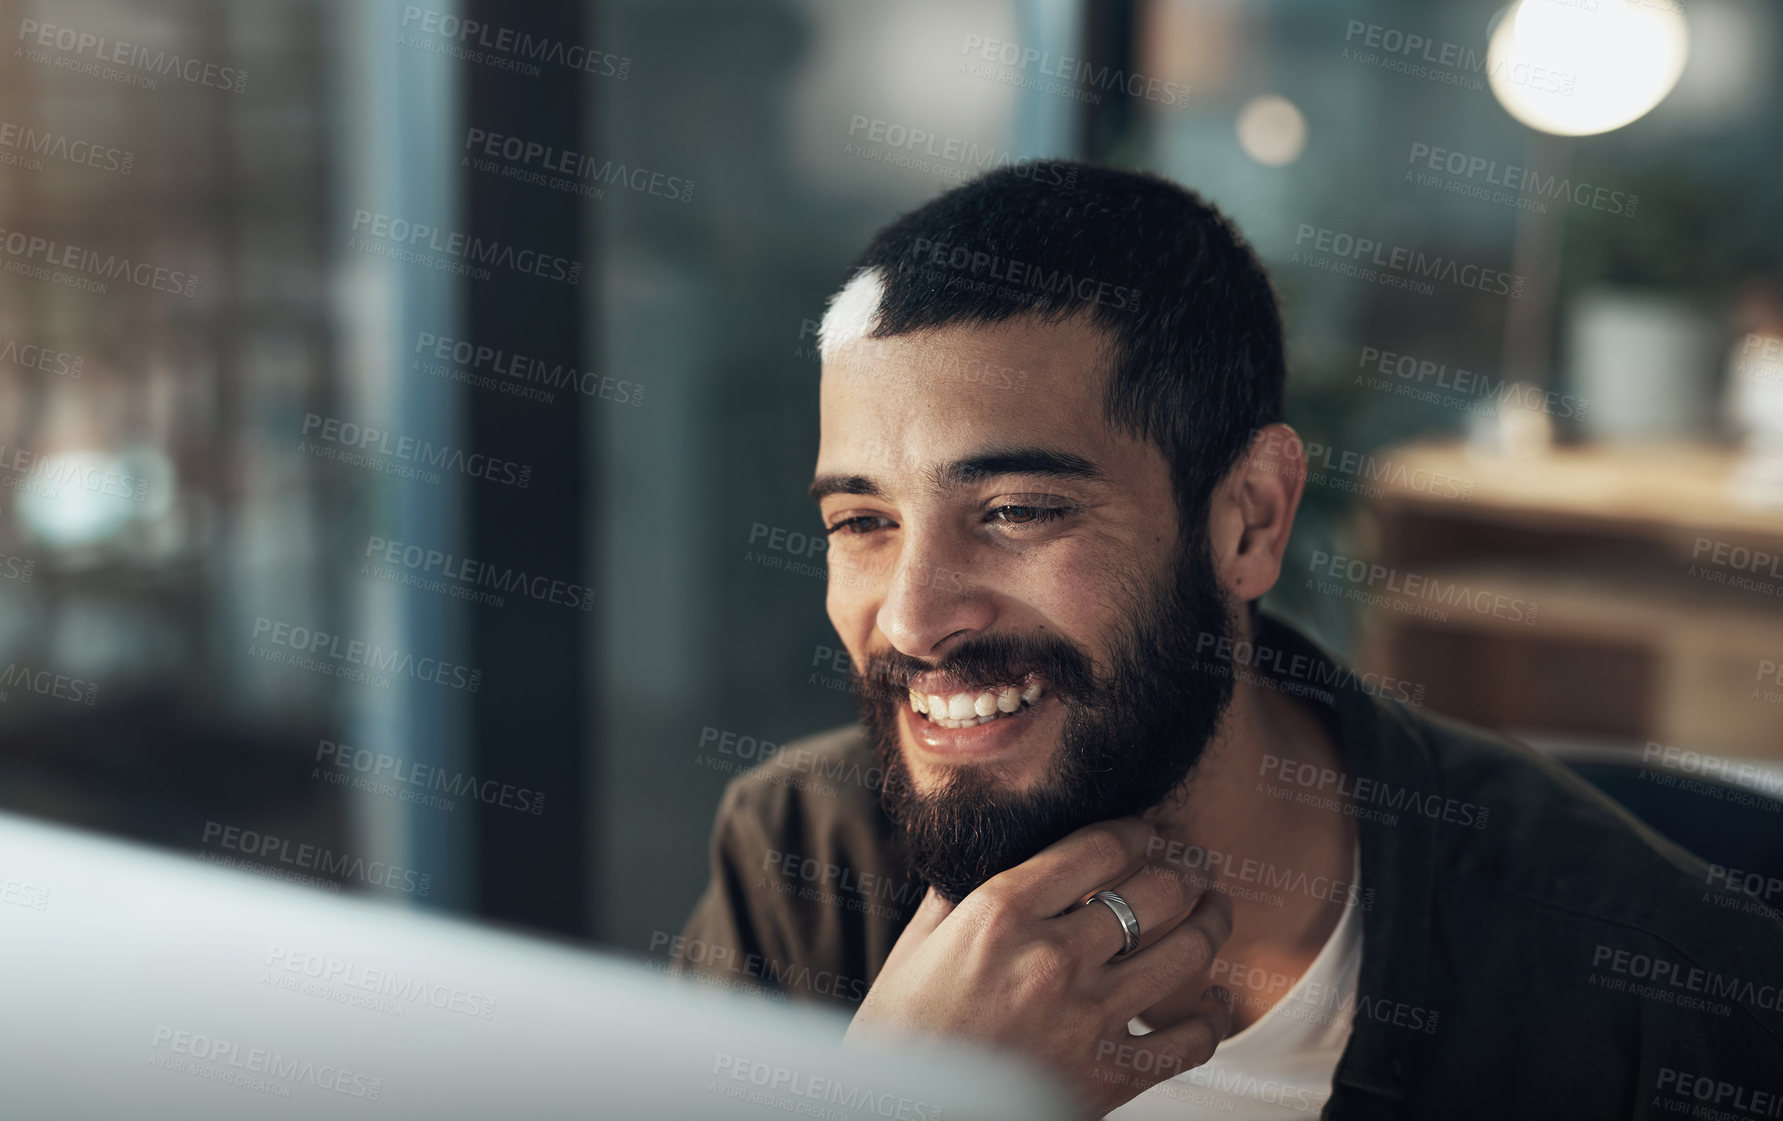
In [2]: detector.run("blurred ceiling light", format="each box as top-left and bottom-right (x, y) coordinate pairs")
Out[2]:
(16, 447), (174, 551)
(1236, 95), (1307, 166)
(1488, 0), (1689, 136)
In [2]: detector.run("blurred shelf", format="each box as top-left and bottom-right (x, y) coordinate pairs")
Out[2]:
(1353, 441), (1783, 761)
(1370, 441), (1783, 547)
(1357, 554), (1783, 646)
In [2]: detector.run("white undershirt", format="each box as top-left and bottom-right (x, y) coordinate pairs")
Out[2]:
(1104, 850), (1365, 1120)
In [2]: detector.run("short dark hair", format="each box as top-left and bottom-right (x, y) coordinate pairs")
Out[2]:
(842, 161), (1286, 530)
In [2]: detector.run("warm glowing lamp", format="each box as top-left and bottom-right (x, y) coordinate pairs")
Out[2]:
(1487, 0), (1689, 137)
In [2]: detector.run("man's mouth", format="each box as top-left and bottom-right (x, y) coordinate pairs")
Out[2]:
(906, 677), (1049, 730)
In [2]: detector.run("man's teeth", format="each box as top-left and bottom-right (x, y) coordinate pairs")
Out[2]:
(908, 682), (1047, 728)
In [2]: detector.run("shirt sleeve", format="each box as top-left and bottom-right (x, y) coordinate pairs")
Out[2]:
(674, 773), (797, 1001)
(672, 729), (913, 1019)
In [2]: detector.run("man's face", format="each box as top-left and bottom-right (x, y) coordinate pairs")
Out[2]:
(814, 313), (1238, 902)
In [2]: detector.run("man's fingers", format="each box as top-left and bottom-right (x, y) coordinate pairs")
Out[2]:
(1057, 860), (1203, 962)
(979, 818), (1158, 919)
(1104, 890), (1234, 1015)
(1110, 985), (1233, 1089)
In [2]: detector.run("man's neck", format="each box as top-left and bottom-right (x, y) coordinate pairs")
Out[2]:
(1139, 651), (1358, 1035)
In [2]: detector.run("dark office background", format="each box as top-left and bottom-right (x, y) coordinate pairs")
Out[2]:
(0, 0), (1778, 961)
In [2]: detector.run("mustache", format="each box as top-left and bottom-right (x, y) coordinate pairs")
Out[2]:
(855, 633), (1098, 701)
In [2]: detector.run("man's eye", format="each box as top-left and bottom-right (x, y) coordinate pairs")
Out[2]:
(990, 505), (1068, 526)
(826, 515), (892, 536)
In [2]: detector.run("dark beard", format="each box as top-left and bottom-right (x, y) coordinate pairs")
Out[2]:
(855, 527), (1237, 904)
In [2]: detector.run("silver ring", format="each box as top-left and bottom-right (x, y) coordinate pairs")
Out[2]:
(1089, 890), (1141, 960)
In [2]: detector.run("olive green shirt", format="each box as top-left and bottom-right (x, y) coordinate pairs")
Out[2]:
(679, 612), (1783, 1118)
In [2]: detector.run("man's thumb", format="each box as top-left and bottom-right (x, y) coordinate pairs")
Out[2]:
(892, 884), (955, 951)
(916, 883), (956, 924)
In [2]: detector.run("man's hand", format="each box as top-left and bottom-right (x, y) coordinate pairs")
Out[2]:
(843, 819), (1233, 1117)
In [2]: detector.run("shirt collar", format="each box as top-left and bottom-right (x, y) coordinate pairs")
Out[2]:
(1251, 611), (1440, 1107)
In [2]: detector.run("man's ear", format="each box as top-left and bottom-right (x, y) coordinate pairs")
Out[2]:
(1207, 423), (1306, 603)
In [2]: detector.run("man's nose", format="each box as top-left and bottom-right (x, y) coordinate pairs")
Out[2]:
(875, 534), (994, 658)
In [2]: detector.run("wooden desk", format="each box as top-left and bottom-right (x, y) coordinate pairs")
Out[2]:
(1352, 442), (1783, 759)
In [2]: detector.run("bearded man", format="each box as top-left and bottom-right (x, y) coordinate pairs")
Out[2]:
(676, 163), (1783, 1119)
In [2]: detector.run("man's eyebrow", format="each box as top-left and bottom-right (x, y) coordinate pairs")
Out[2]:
(808, 473), (881, 504)
(933, 447), (1109, 490)
(808, 446), (1108, 505)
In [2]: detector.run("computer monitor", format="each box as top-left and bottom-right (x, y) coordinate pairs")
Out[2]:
(0, 810), (1077, 1120)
